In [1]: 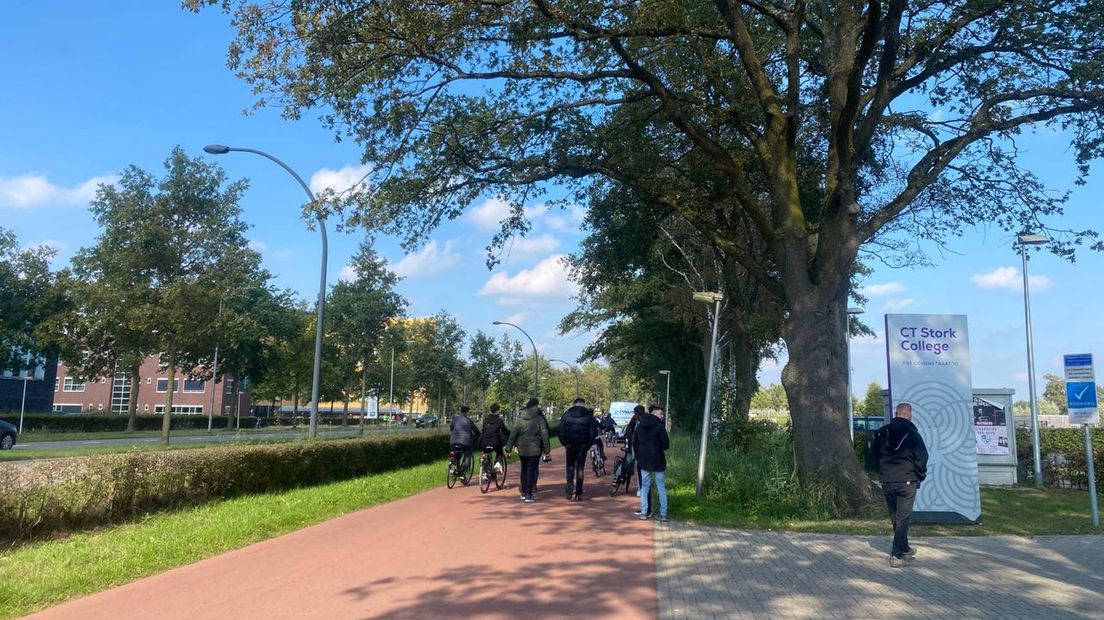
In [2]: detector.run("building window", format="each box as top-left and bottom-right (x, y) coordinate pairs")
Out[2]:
(224, 377), (236, 395)
(154, 404), (203, 415)
(53, 404), (83, 414)
(97, 404), (104, 411)
(156, 378), (180, 393)
(63, 377), (86, 392)
(55, 378), (60, 392)
(183, 379), (206, 393)
(144, 404), (150, 412)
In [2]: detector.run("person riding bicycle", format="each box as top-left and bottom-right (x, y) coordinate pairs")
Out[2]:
(449, 405), (480, 469)
(480, 403), (510, 472)
(594, 411), (616, 462)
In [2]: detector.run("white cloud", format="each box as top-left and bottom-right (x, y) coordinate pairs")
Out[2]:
(861, 282), (906, 297)
(970, 266), (1051, 292)
(0, 173), (116, 209)
(309, 164), (370, 195)
(479, 254), (578, 299)
(25, 239), (66, 255)
(504, 312), (529, 325)
(883, 298), (918, 313)
(467, 196), (544, 231)
(390, 240), (462, 278)
(503, 234), (560, 258)
(247, 240), (268, 253)
(338, 264), (358, 282)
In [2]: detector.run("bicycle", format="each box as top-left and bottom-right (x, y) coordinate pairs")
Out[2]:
(589, 441), (606, 477)
(446, 446), (473, 489)
(609, 448), (633, 496)
(479, 447), (508, 493)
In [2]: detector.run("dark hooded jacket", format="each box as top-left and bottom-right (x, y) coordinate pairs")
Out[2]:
(872, 417), (929, 484)
(632, 413), (670, 472)
(558, 405), (596, 446)
(505, 407), (550, 458)
(480, 413), (510, 448)
(449, 414), (479, 447)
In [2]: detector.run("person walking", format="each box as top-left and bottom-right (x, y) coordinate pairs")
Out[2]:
(506, 397), (551, 503)
(633, 404), (670, 522)
(872, 402), (929, 567)
(559, 397), (597, 501)
(480, 404), (510, 473)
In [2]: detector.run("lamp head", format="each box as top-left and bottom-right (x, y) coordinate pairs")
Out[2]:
(1017, 233), (1049, 246)
(692, 291), (724, 303)
(659, 370), (671, 375)
(847, 307), (865, 316)
(203, 144), (231, 155)
(492, 321), (503, 325)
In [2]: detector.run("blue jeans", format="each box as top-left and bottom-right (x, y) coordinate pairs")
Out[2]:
(640, 470), (667, 517)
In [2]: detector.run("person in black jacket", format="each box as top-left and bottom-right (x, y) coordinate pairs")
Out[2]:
(558, 397), (597, 501)
(633, 404), (670, 521)
(449, 406), (480, 470)
(480, 404), (510, 470)
(872, 402), (929, 567)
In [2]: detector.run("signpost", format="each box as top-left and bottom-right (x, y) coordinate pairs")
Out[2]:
(1063, 354), (1099, 527)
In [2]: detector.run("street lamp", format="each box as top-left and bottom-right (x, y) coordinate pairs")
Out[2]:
(550, 358), (581, 397)
(493, 321), (539, 398)
(389, 339), (416, 424)
(692, 291), (724, 499)
(203, 144), (328, 439)
(659, 370), (671, 433)
(1019, 232), (1049, 487)
(846, 307), (865, 441)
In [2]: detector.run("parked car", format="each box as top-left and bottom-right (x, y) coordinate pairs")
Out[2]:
(0, 419), (17, 450)
(414, 414), (439, 429)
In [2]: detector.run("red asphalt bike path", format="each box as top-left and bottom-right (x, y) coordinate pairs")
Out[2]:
(27, 448), (657, 619)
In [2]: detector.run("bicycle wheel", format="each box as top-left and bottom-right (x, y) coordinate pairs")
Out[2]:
(610, 459), (624, 496)
(494, 454), (507, 490)
(598, 457), (606, 478)
(480, 458), (492, 494)
(461, 454), (473, 485)
(591, 450), (601, 477)
(446, 458), (459, 489)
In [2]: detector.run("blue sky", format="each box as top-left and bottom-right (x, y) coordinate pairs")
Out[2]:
(1, 2), (1101, 403)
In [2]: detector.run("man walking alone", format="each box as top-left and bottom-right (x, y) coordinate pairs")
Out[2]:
(633, 404), (669, 522)
(506, 398), (550, 503)
(872, 402), (929, 567)
(558, 397), (596, 501)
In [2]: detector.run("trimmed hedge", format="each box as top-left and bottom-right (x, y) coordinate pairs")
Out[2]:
(0, 432), (449, 543)
(1016, 426), (1104, 491)
(0, 414), (234, 433)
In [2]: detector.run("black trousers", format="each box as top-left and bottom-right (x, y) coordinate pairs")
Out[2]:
(882, 481), (918, 558)
(564, 443), (588, 495)
(519, 455), (540, 497)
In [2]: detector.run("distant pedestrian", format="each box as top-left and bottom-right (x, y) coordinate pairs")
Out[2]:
(559, 397), (597, 501)
(633, 405), (670, 522)
(872, 402), (929, 567)
(506, 397), (551, 503)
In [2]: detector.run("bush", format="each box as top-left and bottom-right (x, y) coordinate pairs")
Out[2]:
(0, 414), (235, 433)
(0, 432), (449, 543)
(666, 431), (839, 520)
(1016, 426), (1104, 491)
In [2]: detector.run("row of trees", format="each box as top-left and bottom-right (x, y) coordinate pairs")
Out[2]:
(1, 150), (621, 441)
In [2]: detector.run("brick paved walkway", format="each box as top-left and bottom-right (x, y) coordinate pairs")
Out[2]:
(655, 523), (1104, 619)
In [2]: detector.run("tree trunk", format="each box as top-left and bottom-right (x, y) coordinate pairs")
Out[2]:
(342, 396), (349, 427)
(780, 293), (877, 515)
(126, 363), (141, 432)
(161, 355), (176, 445)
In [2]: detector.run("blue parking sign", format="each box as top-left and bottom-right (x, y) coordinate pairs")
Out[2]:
(1067, 382), (1098, 410)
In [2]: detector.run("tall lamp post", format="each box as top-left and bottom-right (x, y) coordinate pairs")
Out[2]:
(549, 358), (581, 397)
(388, 339), (416, 424)
(493, 321), (539, 398)
(203, 144), (327, 439)
(659, 370), (672, 432)
(1019, 232), (1049, 487)
(846, 307), (865, 440)
(692, 291), (724, 499)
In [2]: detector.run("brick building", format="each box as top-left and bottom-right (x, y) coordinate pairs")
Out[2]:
(53, 355), (251, 417)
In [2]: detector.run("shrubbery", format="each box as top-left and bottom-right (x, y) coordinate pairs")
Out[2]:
(0, 433), (448, 543)
(0, 414), (234, 433)
(1016, 426), (1104, 491)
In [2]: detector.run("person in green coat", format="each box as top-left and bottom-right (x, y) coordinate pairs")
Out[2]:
(506, 398), (551, 503)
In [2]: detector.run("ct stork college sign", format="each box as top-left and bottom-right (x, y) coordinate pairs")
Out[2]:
(885, 314), (980, 523)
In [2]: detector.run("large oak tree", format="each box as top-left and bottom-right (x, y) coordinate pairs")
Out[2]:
(192, 0), (1103, 511)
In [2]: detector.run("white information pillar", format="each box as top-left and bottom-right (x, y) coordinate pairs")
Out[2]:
(1064, 354), (1099, 527)
(886, 314), (980, 523)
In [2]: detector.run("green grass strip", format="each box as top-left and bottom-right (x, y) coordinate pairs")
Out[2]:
(0, 459), (443, 619)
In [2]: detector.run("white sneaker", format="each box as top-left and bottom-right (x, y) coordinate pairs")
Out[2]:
(494, 463), (503, 474)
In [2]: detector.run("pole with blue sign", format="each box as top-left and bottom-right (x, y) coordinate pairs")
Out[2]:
(1064, 354), (1099, 527)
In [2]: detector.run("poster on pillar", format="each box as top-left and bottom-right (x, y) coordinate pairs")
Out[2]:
(885, 314), (980, 523)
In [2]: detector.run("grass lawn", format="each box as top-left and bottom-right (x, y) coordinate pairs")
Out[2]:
(668, 483), (1102, 536)
(0, 459), (444, 619)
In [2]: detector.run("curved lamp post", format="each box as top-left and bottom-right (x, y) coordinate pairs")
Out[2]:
(493, 321), (538, 398)
(846, 306), (865, 440)
(659, 369), (671, 432)
(203, 144), (327, 439)
(1018, 232), (1049, 486)
(692, 291), (724, 499)
(549, 358), (581, 397)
